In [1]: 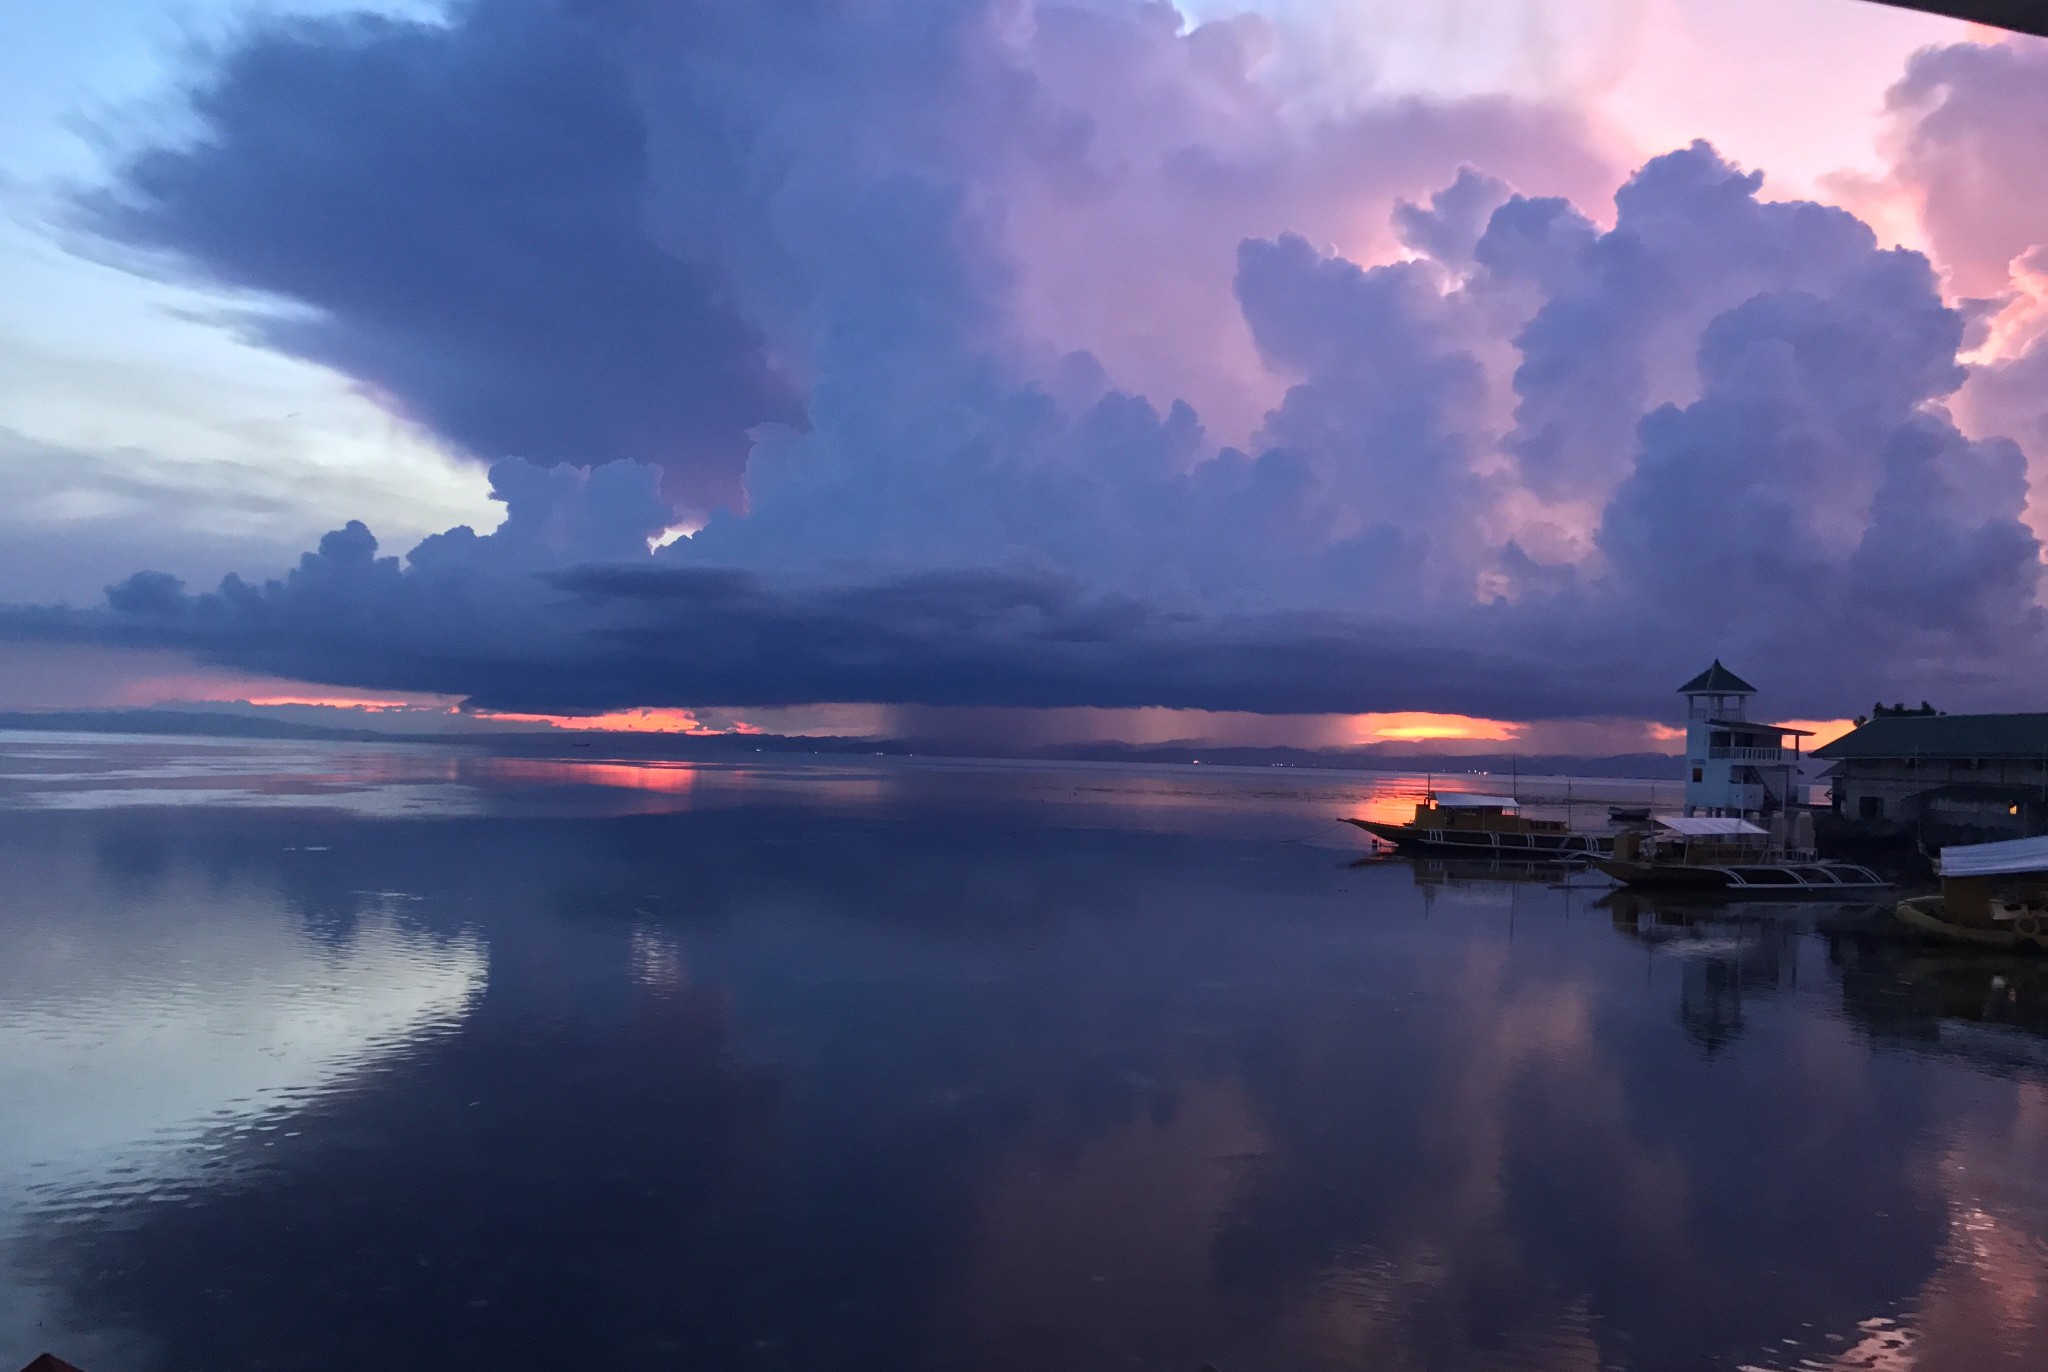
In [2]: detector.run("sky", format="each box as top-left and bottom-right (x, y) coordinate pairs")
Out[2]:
(2, 0), (2046, 753)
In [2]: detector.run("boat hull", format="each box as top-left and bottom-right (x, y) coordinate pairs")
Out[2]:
(1598, 859), (1888, 893)
(1895, 895), (2048, 951)
(1343, 817), (1610, 858)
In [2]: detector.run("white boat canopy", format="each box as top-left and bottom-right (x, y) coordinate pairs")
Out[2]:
(1938, 834), (2048, 878)
(1425, 793), (1520, 809)
(1654, 816), (1768, 837)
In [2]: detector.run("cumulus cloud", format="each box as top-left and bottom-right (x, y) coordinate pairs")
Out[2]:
(88, 1), (803, 517)
(1882, 37), (2048, 298)
(21, 4), (2048, 724)
(1870, 36), (2048, 548)
(1600, 248), (2041, 668)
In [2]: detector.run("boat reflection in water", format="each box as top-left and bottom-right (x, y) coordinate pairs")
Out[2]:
(1834, 937), (2048, 1073)
(1604, 887), (2048, 1076)
(1600, 891), (1881, 1051)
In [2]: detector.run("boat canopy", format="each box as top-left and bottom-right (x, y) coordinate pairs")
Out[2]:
(1653, 816), (1768, 837)
(1938, 834), (2048, 878)
(1425, 793), (1519, 810)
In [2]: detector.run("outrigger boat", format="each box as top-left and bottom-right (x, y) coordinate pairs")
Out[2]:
(1895, 834), (2048, 951)
(1343, 792), (1611, 858)
(1597, 815), (1887, 893)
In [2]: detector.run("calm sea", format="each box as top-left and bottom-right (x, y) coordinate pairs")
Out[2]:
(2, 732), (2043, 1371)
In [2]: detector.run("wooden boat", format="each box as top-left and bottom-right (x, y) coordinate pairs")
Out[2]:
(1597, 815), (1886, 893)
(1343, 793), (1610, 858)
(1894, 835), (2048, 951)
(1608, 805), (1653, 823)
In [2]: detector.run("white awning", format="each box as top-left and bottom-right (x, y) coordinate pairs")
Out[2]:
(1425, 793), (1519, 809)
(1938, 834), (2048, 878)
(1654, 816), (1767, 836)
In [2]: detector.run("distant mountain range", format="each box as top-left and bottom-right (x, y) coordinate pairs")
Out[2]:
(0, 707), (1689, 779)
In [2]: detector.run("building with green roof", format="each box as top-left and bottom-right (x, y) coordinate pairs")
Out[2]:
(1813, 712), (2048, 837)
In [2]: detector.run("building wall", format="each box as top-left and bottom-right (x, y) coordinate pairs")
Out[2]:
(1832, 757), (2048, 827)
(1684, 718), (1795, 815)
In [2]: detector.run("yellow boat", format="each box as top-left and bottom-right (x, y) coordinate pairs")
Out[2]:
(1894, 835), (2048, 951)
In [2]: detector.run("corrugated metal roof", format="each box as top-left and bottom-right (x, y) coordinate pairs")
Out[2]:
(1655, 816), (1768, 836)
(1707, 718), (1815, 736)
(1812, 713), (2048, 760)
(1426, 793), (1519, 809)
(1677, 660), (1757, 694)
(1939, 835), (2048, 878)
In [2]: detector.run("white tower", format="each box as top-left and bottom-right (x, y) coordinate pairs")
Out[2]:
(1679, 661), (1804, 817)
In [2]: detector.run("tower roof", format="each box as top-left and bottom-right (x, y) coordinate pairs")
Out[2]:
(1677, 660), (1757, 695)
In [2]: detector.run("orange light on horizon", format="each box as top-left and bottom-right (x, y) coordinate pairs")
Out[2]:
(1339, 712), (1523, 745)
(120, 675), (456, 711)
(469, 706), (762, 735)
(239, 694), (431, 713)
(1781, 718), (1857, 749)
(1648, 718), (1856, 749)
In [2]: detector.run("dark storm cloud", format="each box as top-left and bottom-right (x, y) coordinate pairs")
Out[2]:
(41, 7), (2048, 722)
(8, 519), (1639, 719)
(88, 1), (801, 514)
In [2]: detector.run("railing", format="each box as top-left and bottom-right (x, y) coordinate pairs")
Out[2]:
(1707, 747), (1787, 761)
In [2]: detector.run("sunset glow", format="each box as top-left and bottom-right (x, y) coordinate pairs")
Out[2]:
(468, 707), (759, 735)
(240, 694), (430, 713)
(1346, 712), (1523, 744)
(7, 1), (2048, 1360)
(1780, 718), (1859, 749)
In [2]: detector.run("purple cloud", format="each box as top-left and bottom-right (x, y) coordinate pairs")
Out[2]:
(30, 7), (2047, 724)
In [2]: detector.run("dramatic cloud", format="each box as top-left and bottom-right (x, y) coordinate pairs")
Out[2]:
(24, 6), (2048, 724)
(89, 2), (803, 516)
(1882, 38), (2048, 297)
(1601, 251), (2042, 666)
(39, 512), (1639, 720)
(1873, 38), (2048, 541)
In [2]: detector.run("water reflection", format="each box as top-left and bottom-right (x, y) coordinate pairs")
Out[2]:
(2, 738), (2047, 1370)
(0, 815), (485, 1367)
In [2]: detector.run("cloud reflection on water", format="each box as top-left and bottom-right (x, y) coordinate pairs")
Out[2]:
(3, 737), (2048, 1369)
(0, 828), (485, 1365)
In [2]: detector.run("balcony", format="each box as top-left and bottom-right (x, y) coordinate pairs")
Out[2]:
(1708, 746), (1788, 762)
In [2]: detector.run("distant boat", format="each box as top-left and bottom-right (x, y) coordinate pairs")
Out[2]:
(1343, 792), (1611, 858)
(1608, 804), (1653, 823)
(1895, 834), (2048, 951)
(1597, 815), (1886, 893)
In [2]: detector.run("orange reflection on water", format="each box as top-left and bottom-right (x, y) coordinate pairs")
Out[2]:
(470, 757), (699, 793)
